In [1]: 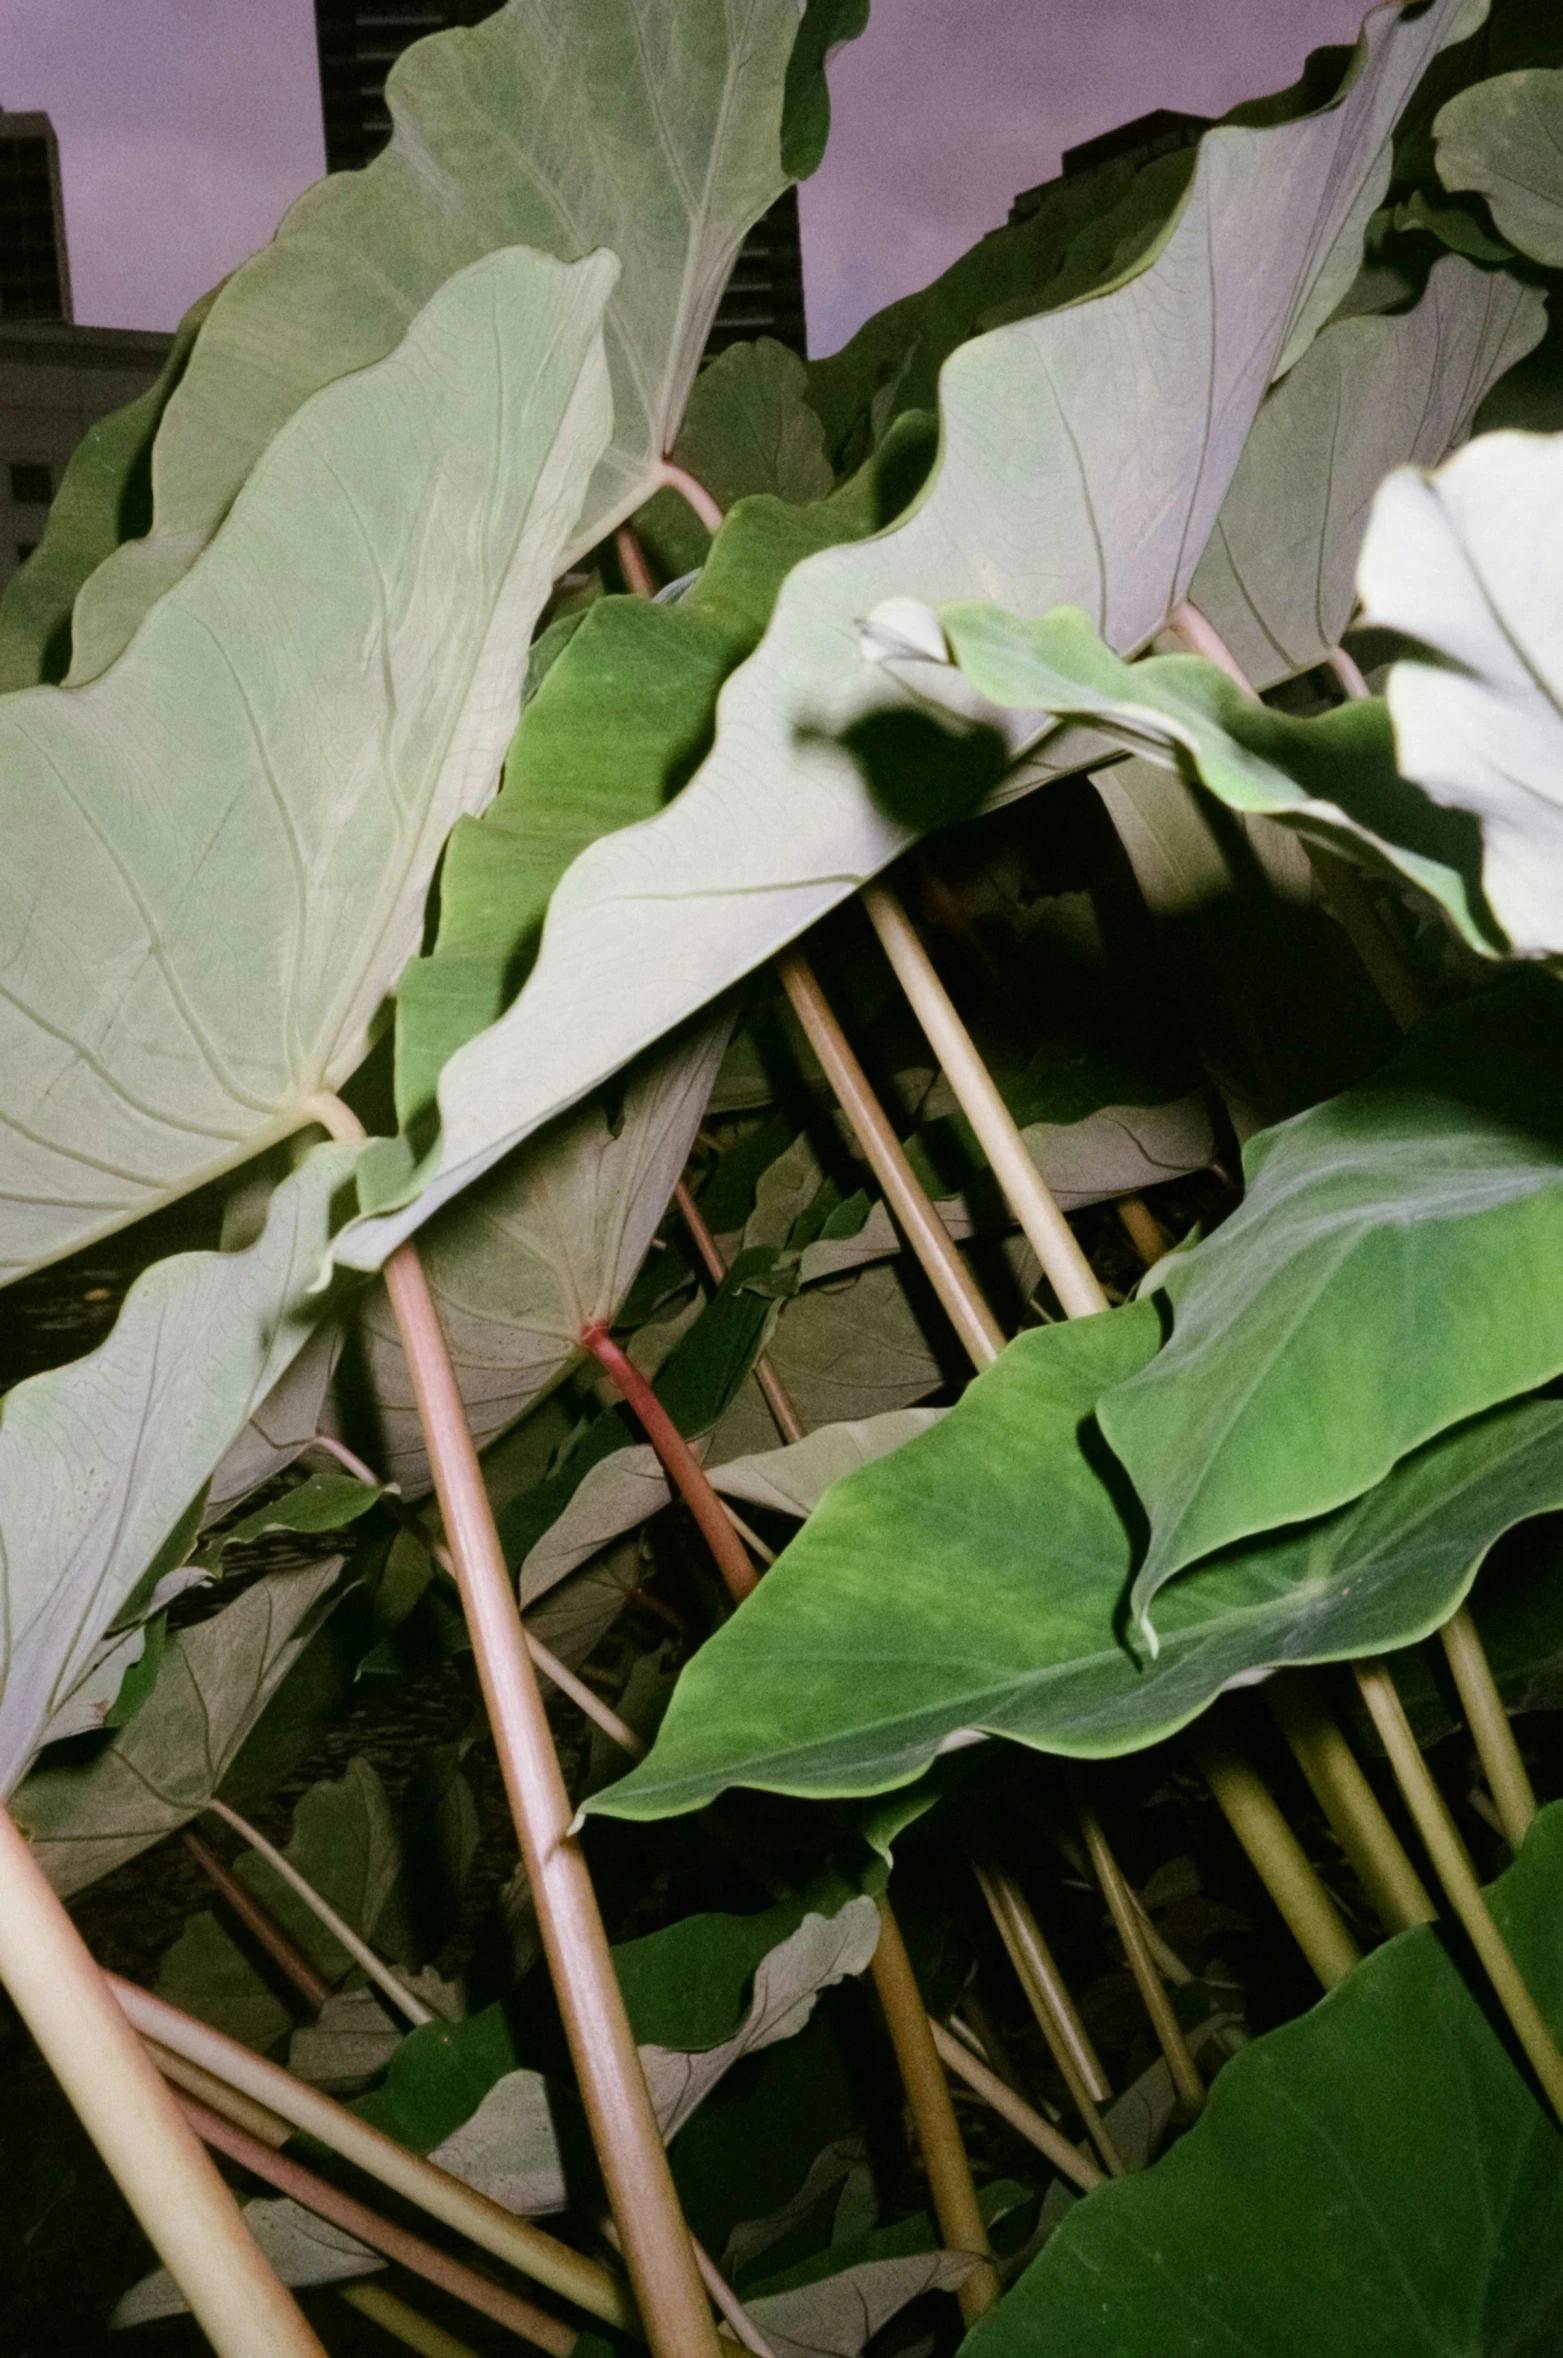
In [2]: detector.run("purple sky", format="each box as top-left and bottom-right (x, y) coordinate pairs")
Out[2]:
(2, 0), (1371, 356)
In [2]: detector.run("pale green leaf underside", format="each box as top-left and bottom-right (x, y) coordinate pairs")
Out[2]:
(1188, 253), (1545, 688)
(918, 597), (1494, 950)
(359, 1017), (728, 1495)
(591, 1307), (1563, 1820)
(1099, 984), (1563, 1619)
(0, 1143), (356, 1795)
(340, 0), (1474, 1271)
(1359, 425), (1563, 957)
(0, 247), (613, 1284)
(1436, 65), (1563, 265)
(64, 0), (821, 683)
(15, 1560), (344, 1896)
(966, 1807), (1563, 2358)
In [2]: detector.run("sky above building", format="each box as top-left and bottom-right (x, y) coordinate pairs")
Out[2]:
(3, 0), (1372, 356)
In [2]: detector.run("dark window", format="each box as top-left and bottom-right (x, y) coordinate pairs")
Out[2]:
(0, 135), (65, 319)
(15, 542), (37, 563)
(10, 462), (52, 506)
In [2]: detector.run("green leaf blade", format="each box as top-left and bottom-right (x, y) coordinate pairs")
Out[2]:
(0, 246), (613, 1282)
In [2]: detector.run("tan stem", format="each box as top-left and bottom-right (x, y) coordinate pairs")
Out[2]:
(870, 1899), (999, 2322)
(971, 1859), (1126, 2175)
(1438, 1606), (1537, 1852)
(339, 2282), (485, 2358)
(1115, 1195), (1169, 1268)
(581, 1321), (758, 1602)
(1354, 1658), (1563, 2122)
(691, 2242), (778, 2358)
(862, 883), (1109, 1317)
(305, 1434), (647, 1760)
(614, 524), (657, 597)
(674, 1178), (806, 1445)
(1264, 1671), (1434, 1934)
(381, 1240), (721, 2357)
(655, 458), (725, 535)
(930, 2016), (1103, 2191)
(1327, 644), (1372, 702)
(1070, 1773), (1204, 2116)
(777, 950), (1005, 1369)
(178, 2092), (577, 2355)
(1187, 1716), (1360, 1990)
(113, 1974), (633, 2330)
(1166, 602), (1426, 1032)
(204, 1797), (432, 2027)
(181, 1827), (333, 2010)
(0, 1808), (325, 2358)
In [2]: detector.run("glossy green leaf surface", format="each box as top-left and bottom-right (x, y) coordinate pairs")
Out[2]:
(1436, 66), (1563, 262)
(897, 595), (1494, 950)
(591, 1305), (1563, 1818)
(341, 0), (1472, 1271)
(63, 0), (853, 683)
(0, 248), (613, 1284)
(1359, 424), (1563, 957)
(15, 1562), (345, 1897)
(1099, 984), (1563, 1624)
(0, 1145), (356, 1795)
(1188, 254), (1544, 688)
(965, 1805), (1563, 2358)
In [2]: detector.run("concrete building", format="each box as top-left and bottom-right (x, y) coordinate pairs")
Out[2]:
(0, 108), (171, 597)
(311, 0), (808, 353)
(0, 321), (173, 590)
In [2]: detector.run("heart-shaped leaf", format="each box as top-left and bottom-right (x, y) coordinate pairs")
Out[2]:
(0, 247), (613, 1283)
(339, 0), (1474, 1273)
(590, 1304), (1563, 1820)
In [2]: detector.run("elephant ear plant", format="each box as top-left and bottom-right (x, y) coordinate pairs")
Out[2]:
(9, 1), (1563, 2353)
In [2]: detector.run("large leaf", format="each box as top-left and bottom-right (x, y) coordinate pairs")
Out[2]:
(340, 0), (1476, 1272)
(896, 593), (1495, 951)
(13, 1561), (345, 1897)
(589, 1307), (1563, 1818)
(806, 139), (1196, 462)
(0, 1144), (355, 1795)
(1436, 66), (1563, 263)
(1357, 424), (1563, 957)
(114, 2198), (380, 2324)
(0, 288), (215, 693)
(0, 247), (614, 1286)
(964, 1805), (1563, 2358)
(391, 411), (936, 1134)
(358, 1019), (728, 1494)
(62, 0), (859, 685)
(1098, 983), (1563, 1625)
(1187, 253), (1545, 687)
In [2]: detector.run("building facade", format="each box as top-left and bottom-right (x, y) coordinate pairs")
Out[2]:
(311, 0), (808, 354)
(0, 109), (171, 597)
(0, 322), (172, 593)
(0, 107), (72, 324)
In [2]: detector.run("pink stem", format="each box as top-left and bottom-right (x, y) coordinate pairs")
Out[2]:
(614, 524), (657, 598)
(655, 458), (725, 535)
(580, 1322), (758, 1602)
(177, 2093), (576, 2356)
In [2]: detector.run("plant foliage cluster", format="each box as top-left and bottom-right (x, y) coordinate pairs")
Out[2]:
(6, 0), (1563, 2350)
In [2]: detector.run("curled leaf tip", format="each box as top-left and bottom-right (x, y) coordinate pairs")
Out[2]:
(859, 597), (950, 668)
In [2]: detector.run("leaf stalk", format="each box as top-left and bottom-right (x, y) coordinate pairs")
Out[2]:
(1186, 1716), (1361, 1990)
(0, 1805), (326, 2358)
(1353, 1658), (1563, 2124)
